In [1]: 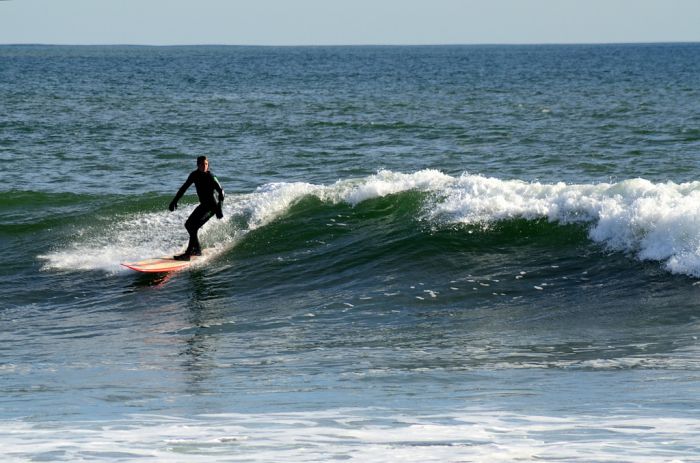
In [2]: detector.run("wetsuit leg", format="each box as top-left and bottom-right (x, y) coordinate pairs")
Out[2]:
(184, 204), (215, 254)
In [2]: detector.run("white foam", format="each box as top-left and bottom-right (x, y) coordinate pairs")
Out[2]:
(427, 173), (700, 277)
(2, 409), (698, 462)
(38, 211), (186, 273)
(38, 180), (318, 272)
(331, 169), (452, 205)
(38, 170), (700, 277)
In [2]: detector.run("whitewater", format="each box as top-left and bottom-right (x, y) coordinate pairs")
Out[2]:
(40, 170), (700, 277)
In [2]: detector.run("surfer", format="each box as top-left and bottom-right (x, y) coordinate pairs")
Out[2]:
(168, 156), (225, 260)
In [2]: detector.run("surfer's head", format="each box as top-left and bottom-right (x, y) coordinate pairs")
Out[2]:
(197, 156), (209, 172)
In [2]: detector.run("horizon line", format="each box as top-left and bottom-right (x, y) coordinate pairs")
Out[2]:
(2, 40), (699, 48)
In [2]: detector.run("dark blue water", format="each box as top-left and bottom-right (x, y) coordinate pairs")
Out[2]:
(2, 44), (700, 462)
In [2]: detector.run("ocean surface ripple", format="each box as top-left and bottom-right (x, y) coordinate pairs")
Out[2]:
(2, 44), (700, 462)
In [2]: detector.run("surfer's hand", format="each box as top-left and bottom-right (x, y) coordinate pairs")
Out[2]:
(216, 207), (224, 220)
(169, 201), (177, 212)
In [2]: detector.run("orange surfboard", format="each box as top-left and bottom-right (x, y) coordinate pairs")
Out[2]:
(121, 256), (199, 273)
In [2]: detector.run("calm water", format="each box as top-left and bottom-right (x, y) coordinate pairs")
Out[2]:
(2, 44), (700, 462)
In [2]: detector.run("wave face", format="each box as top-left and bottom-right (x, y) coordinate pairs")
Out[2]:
(24, 170), (700, 278)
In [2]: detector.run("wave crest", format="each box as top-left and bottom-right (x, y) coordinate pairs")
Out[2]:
(38, 170), (700, 277)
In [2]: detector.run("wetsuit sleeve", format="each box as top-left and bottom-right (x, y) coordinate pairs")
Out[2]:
(211, 173), (225, 219)
(213, 174), (224, 202)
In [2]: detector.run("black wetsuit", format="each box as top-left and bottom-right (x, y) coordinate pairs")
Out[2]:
(170, 170), (225, 255)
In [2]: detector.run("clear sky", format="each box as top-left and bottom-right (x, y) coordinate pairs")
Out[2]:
(1, 0), (699, 46)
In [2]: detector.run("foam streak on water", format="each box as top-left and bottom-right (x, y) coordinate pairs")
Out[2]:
(2, 410), (698, 462)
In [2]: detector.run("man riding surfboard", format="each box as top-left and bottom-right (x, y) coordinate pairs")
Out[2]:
(168, 156), (225, 261)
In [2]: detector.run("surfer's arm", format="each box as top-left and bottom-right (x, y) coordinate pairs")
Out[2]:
(211, 173), (225, 219)
(214, 176), (224, 203)
(169, 173), (194, 211)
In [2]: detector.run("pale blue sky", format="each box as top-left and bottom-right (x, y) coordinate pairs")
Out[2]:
(1, 0), (699, 46)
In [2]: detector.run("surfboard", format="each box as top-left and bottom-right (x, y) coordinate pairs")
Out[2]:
(121, 256), (199, 273)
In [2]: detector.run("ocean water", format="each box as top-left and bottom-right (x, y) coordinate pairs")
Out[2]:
(2, 43), (700, 461)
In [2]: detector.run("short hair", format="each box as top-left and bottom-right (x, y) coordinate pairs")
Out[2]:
(197, 156), (207, 165)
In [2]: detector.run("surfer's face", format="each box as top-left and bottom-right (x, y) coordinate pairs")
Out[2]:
(198, 159), (209, 172)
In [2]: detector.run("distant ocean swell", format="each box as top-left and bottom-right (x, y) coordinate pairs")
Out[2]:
(31, 169), (700, 277)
